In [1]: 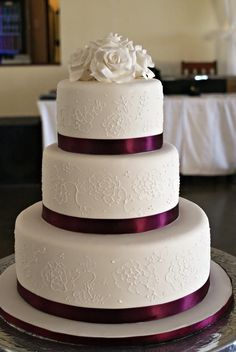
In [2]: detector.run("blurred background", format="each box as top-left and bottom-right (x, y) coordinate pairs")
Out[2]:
(1, 0), (236, 116)
(0, 0), (235, 258)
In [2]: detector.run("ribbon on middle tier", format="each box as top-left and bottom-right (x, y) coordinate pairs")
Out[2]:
(42, 203), (179, 234)
(58, 133), (163, 154)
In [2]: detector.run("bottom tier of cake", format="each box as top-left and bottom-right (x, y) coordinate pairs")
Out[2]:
(15, 197), (210, 312)
(0, 262), (233, 345)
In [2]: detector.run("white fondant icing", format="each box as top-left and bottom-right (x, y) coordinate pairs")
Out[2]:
(15, 198), (211, 309)
(0, 262), (231, 338)
(56, 79), (163, 139)
(42, 143), (179, 219)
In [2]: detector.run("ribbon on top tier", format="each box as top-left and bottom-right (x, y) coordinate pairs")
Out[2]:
(42, 203), (179, 234)
(17, 277), (210, 324)
(58, 133), (163, 154)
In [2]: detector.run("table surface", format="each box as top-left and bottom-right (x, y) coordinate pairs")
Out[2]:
(0, 248), (236, 352)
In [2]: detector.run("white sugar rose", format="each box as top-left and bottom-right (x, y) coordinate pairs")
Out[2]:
(68, 46), (94, 82)
(90, 33), (123, 49)
(68, 33), (156, 83)
(90, 46), (136, 83)
(135, 45), (155, 79)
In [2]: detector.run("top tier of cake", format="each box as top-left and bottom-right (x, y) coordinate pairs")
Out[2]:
(57, 79), (163, 140)
(57, 32), (163, 142)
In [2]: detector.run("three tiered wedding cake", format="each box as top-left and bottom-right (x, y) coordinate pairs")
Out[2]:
(0, 33), (233, 346)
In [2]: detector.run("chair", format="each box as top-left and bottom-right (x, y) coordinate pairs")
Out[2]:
(181, 61), (217, 76)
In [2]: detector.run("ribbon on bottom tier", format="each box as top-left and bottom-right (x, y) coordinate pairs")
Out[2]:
(42, 204), (179, 234)
(17, 278), (210, 324)
(1, 290), (233, 345)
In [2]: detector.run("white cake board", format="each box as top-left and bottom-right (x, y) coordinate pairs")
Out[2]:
(0, 261), (233, 346)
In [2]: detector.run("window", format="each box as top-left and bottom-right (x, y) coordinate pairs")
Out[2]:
(0, 0), (60, 65)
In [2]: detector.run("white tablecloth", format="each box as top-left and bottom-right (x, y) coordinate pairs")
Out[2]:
(164, 94), (236, 175)
(38, 100), (57, 148)
(38, 94), (236, 175)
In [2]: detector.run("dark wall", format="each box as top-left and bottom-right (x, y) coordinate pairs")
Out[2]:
(0, 117), (42, 184)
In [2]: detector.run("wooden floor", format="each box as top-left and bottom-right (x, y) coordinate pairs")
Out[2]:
(0, 176), (236, 260)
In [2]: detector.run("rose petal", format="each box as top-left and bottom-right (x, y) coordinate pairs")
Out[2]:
(69, 68), (84, 82)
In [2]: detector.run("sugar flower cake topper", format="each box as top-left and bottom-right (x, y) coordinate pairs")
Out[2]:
(68, 33), (155, 83)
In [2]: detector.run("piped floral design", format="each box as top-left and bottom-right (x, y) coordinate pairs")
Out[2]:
(113, 253), (163, 301)
(88, 174), (124, 206)
(133, 170), (164, 201)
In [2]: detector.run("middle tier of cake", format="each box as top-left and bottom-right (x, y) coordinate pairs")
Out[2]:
(42, 143), (179, 219)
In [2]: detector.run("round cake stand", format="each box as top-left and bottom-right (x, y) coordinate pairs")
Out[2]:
(0, 248), (235, 352)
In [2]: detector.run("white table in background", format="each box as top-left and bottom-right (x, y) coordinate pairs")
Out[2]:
(37, 100), (57, 149)
(164, 93), (236, 175)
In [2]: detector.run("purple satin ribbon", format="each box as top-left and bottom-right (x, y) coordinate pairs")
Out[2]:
(58, 133), (163, 154)
(42, 204), (179, 234)
(1, 291), (233, 345)
(17, 278), (210, 324)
